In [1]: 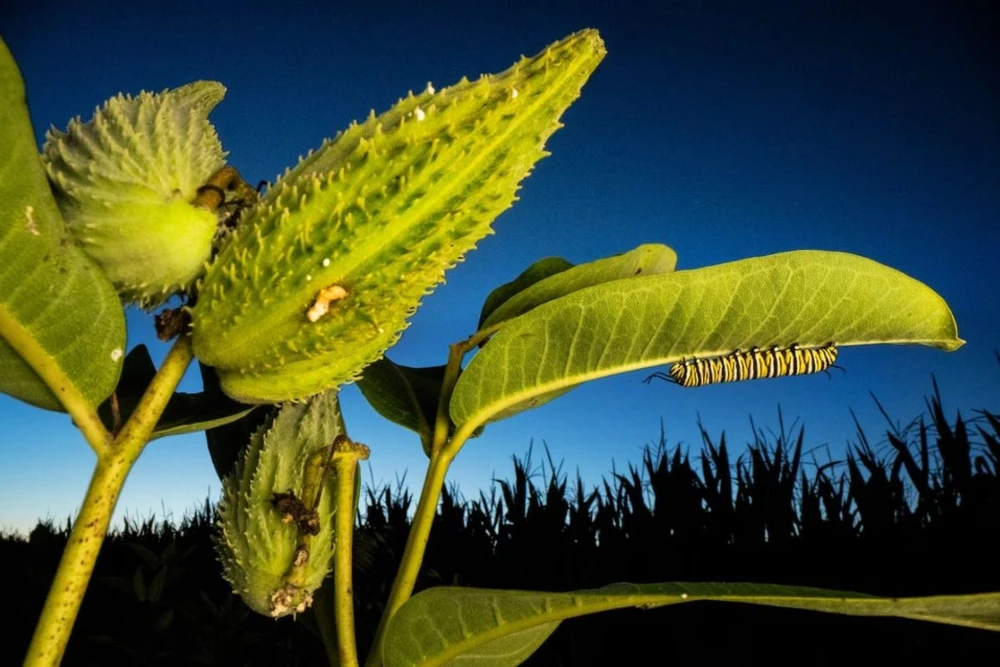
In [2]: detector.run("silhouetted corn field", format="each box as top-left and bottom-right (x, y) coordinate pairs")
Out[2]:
(5, 379), (998, 665)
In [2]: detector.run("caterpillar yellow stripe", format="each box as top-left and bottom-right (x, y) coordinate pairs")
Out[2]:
(645, 343), (839, 388)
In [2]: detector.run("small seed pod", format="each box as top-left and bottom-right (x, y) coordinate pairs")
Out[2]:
(41, 81), (228, 306)
(215, 391), (342, 618)
(191, 30), (607, 403)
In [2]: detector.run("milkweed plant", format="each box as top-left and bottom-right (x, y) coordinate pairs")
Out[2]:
(0, 29), (993, 667)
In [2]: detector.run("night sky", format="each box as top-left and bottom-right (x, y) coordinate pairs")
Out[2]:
(1, 1), (996, 533)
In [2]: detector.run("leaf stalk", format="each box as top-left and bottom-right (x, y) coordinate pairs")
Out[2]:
(365, 445), (456, 666)
(0, 306), (113, 456)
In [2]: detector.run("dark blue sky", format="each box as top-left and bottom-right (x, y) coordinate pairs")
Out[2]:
(1, 1), (997, 532)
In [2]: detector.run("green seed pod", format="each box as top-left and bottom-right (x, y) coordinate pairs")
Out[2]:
(191, 30), (606, 403)
(41, 81), (227, 306)
(215, 391), (342, 618)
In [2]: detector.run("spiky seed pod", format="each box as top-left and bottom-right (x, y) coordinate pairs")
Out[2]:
(41, 81), (227, 306)
(215, 391), (342, 618)
(191, 30), (606, 403)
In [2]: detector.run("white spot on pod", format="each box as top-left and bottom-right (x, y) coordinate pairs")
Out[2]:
(680, 593), (689, 600)
(425, 82), (435, 95)
(24, 206), (40, 236)
(306, 284), (349, 322)
(511, 87), (518, 99)
(322, 258), (331, 267)
(414, 107), (426, 121)
(110, 348), (123, 362)
(306, 274), (313, 282)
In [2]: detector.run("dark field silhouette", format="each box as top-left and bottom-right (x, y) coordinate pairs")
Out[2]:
(6, 378), (998, 666)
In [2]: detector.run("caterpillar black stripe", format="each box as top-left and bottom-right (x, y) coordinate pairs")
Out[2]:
(645, 343), (839, 388)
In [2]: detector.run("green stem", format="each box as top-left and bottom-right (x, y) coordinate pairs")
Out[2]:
(429, 341), (467, 457)
(365, 445), (457, 666)
(463, 325), (498, 352)
(0, 305), (112, 457)
(112, 336), (194, 449)
(365, 334), (488, 666)
(23, 452), (136, 666)
(331, 445), (367, 667)
(23, 336), (194, 667)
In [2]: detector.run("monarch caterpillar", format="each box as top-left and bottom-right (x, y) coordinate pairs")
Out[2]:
(645, 343), (839, 388)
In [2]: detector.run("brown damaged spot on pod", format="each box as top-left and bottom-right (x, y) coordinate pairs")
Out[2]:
(306, 284), (349, 322)
(270, 584), (312, 617)
(215, 392), (343, 618)
(272, 491), (321, 535)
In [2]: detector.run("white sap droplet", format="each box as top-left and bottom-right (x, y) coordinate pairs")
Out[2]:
(425, 82), (435, 95)
(306, 274), (313, 282)
(377, 327), (385, 334)
(511, 87), (518, 99)
(110, 348), (123, 362)
(414, 107), (426, 121)
(680, 593), (689, 599)
(322, 258), (331, 267)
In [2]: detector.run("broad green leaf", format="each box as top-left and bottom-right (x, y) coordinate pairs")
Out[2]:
(474, 385), (574, 427)
(381, 583), (1000, 666)
(355, 356), (447, 454)
(451, 251), (963, 431)
(478, 243), (677, 333)
(0, 38), (126, 411)
(477, 257), (574, 330)
(460, 244), (677, 423)
(96, 345), (257, 441)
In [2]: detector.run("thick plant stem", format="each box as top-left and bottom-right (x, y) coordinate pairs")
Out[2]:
(365, 336), (482, 665)
(330, 444), (367, 667)
(365, 447), (456, 666)
(111, 336), (194, 449)
(23, 451), (139, 666)
(24, 336), (194, 667)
